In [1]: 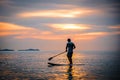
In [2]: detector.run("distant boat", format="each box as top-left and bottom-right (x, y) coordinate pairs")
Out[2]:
(18, 49), (39, 51)
(0, 49), (14, 51)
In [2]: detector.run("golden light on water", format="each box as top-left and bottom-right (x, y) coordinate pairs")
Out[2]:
(0, 51), (110, 80)
(47, 52), (90, 80)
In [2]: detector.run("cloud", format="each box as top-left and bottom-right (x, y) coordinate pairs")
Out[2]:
(0, 0), (13, 7)
(108, 25), (120, 35)
(72, 32), (109, 40)
(109, 25), (120, 29)
(111, 31), (120, 35)
(0, 22), (34, 31)
(14, 31), (110, 41)
(0, 22), (52, 37)
(0, 22), (115, 40)
(15, 34), (67, 40)
(45, 24), (91, 30)
(17, 8), (101, 18)
(0, 22), (66, 40)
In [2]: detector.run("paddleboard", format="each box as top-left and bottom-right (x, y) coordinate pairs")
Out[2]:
(48, 62), (84, 67)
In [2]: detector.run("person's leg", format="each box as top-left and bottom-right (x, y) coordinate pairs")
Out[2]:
(69, 56), (73, 64)
(67, 52), (73, 64)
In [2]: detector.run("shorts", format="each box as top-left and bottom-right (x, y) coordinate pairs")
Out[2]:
(67, 51), (73, 57)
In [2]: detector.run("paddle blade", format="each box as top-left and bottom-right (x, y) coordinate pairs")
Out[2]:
(48, 57), (53, 61)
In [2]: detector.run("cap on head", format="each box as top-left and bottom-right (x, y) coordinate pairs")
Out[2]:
(67, 38), (71, 42)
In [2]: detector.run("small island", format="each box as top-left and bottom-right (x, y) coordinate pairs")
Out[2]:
(18, 49), (39, 51)
(0, 49), (14, 51)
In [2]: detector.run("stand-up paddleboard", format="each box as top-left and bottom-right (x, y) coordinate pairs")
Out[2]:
(48, 62), (84, 67)
(48, 62), (69, 66)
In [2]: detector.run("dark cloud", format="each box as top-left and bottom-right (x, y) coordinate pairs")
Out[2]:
(1, 0), (119, 16)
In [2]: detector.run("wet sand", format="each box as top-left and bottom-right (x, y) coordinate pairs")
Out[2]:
(0, 51), (119, 80)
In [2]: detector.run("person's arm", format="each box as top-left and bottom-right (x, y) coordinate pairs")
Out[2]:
(73, 43), (76, 49)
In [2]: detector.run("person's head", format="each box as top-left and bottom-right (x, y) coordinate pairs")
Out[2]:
(67, 38), (71, 42)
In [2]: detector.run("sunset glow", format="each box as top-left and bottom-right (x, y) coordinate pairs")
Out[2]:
(0, 2), (119, 80)
(18, 10), (80, 18)
(0, 22), (34, 31)
(17, 8), (98, 18)
(0, 0), (119, 51)
(46, 24), (90, 30)
(0, 22), (117, 41)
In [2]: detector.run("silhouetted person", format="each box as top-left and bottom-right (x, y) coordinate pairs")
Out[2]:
(66, 38), (76, 64)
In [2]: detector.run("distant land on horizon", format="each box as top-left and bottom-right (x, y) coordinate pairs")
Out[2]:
(18, 48), (40, 51)
(0, 49), (14, 51)
(0, 48), (40, 51)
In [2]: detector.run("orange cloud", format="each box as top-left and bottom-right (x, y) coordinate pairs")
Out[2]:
(69, 32), (109, 40)
(109, 25), (120, 29)
(108, 25), (120, 35)
(17, 8), (100, 18)
(81, 32), (108, 36)
(0, 31), (25, 36)
(0, 22), (110, 40)
(15, 34), (67, 40)
(0, 22), (52, 37)
(15, 31), (109, 41)
(0, 22), (62, 40)
(45, 24), (91, 30)
(0, 22), (34, 31)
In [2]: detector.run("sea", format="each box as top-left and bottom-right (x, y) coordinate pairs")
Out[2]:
(0, 51), (119, 80)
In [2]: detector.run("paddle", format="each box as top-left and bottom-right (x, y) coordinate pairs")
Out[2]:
(48, 51), (66, 61)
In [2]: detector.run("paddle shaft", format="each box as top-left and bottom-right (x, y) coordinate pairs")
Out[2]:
(51, 51), (66, 58)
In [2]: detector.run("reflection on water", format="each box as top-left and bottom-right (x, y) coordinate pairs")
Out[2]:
(0, 51), (119, 80)
(67, 65), (73, 80)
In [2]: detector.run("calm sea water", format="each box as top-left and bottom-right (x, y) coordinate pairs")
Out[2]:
(0, 51), (119, 80)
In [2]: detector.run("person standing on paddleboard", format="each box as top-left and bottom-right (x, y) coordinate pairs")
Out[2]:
(66, 38), (76, 64)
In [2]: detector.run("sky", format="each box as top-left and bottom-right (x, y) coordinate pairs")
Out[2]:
(0, 0), (120, 51)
